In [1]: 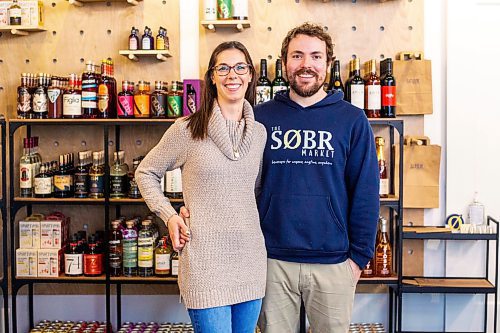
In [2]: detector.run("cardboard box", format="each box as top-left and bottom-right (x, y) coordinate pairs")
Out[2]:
(19, 220), (41, 248)
(183, 80), (204, 116)
(37, 248), (63, 277)
(16, 248), (38, 277)
(19, 0), (43, 26)
(41, 219), (64, 249)
(0, 3), (8, 26)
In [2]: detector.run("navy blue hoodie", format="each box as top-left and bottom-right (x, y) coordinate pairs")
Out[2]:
(254, 91), (380, 269)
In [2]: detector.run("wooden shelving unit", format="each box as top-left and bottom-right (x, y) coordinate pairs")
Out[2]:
(119, 50), (172, 62)
(67, 0), (142, 7)
(201, 20), (250, 32)
(0, 25), (46, 36)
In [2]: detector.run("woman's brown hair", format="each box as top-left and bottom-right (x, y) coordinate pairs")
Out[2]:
(186, 41), (257, 140)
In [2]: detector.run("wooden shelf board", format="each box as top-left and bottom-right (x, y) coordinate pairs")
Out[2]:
(0, 25), (46, 36)
(17, 275), (105, 281)
(14, 197), (105, 203)
(110, 276), (178, 283)
(9, 118), (176, 124)
(201, 20), (250, 32)
(119, 50), (172, 62)
(110, 198), (184, 204)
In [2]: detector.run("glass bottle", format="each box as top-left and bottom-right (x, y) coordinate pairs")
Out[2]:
(203, 0), (217, 20)
(375, 137), (389, 198)
(150, 81), (167, 118)
(82, 61), (98, 119)
(129, 27), (139, 50)
(364, 59), (381, 118)
(381, 58), (396, 118)
(171, 247), (179, 278)
(141, 26), (153, 50)
(272, 59), (288, 98)
(34, 164), (52, 198)
(156, 27), (166, 50)
(48, 77), (63, 118)
(32, 73), (48, 119)
(155, 236), (172, 277)
(108, 59), (118, 118)
(17, 73), (32, 119)
(8, 0), (22, 25)
(128, 156), (143, 199)
(117, 80), (135, 118)
(138, 220), (154, 277)
(89, 151), (104, 198)
(109, 220), (123, 277)
(217, 0), (232, 20)
(63, 74), (82, 119)
(256, 59), (272, 104)
(65, 235), (83, 277)
(84, 235), (103, 277)
(349, 58), (365, 110)
(123, 220), (138, 277)
(110, 151), (129, 198)
(375, 217), (392, 277)
(327, 60), (344, 94)
(134, 81), (150, 118)
(165, 168), (183, 199)
(19, 138), (33, 197)
(167, 81), (183, 118)
(97, 60), (112, 119)
(74, 151), (90, 198)
(53, 154), (73, 198)
(186, 84), (197, 114)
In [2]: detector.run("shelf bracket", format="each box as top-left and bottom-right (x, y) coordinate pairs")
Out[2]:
(10, 29), (28, 36)
(128, 54), (139, 62)
(127, 0), (140, 5)
(236, 23), (244, 32)
(207, 24), (215, 32)
(156, 53), (168, 61)
(68, 0), (84, 7)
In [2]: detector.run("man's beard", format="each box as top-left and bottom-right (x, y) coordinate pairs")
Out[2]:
(288, 68), (326, 97)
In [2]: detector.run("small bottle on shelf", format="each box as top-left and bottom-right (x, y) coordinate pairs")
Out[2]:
(65, 234), (83, 277)
(74, 151), (90, 199)
(186, 84), (197, 114)
(150, 81), (168, 118)
(381, 58), (396, 118)
(53, 154), (74, 198)
(89, 151), (104, 199)
(155, 236), (173, 277)
(117, 80), (135, 118)
(123, 220), (138, 277)
(110, 151), (129, 198)
(32, 73), (48, 119)
(109, 220), (123, 277)
(34, 164), (52, 198)
(375, 137), (389, 198)
(271, 59), (288, 98)
(171, 247), (179, 278)
(375, 217), (392, 277)
(48, 76), (63, 119)
(129, 27), (139, 50)
(217, 0), (232, 20)
(232, 0), (248, 20)
(156, 27), (166, 50)
(256, 59), (272, 104)
(19, 138), (34, 197)
(138, 220), (154, 277)
(17, 73), (32, 119)
(349, 58), (365, 110)
(364, 59), (381, 118)
(128, 157), (143, 199)
(84, 235), (103, 277)
(327, 60), (344, 94)
(134, 81), (151, 118)
(82, 61), (98, 119)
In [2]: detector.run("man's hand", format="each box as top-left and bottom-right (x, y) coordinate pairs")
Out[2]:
(348, 258), (362, 284)
(167, 214), (190, 252)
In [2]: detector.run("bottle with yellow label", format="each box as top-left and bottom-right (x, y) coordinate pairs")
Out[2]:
(134, 81), (150, 118)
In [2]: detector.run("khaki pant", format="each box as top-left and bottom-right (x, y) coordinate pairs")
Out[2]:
(258, 258), (356, 333)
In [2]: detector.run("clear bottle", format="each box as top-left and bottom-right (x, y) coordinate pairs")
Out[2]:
(138, 220), (154, 277)
(468, 192), (485, 226)
(17, 73), (32, 119)
(155, 236), (173, 277)
(256, 59), (272, 104)
(65, 235), (83, 277)
(89, 151), (104, 198)
(375, 217), (392, 277)
(110, 151), (129, 198)
(109, 220), (123, 277)
(19, 138), (34, 197)
(123, 220), (138, 277)
(375, 137), (389, 198)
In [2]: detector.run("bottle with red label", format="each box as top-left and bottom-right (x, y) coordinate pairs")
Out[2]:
(380, 58), (396, 118)
(84, 235), (103, 276)
(117, 80), (135, 118)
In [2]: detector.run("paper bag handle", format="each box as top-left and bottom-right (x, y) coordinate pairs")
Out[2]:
(397, 51), (424, 61)
(404, 136), (431, 146)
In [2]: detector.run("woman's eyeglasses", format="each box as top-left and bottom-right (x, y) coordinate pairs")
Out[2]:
(212, 63), (251, 76)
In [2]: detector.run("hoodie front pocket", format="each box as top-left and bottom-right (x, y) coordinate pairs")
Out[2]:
(261, 194), (348, 253)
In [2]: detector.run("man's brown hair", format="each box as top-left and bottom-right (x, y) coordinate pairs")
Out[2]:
(280, 22), (334, 65)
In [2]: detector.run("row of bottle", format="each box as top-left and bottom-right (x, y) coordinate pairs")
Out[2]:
(203, 0), (248, 21)
(255, 58), (289, 104)
(361, 216), (392, 278)
(128, 26), (170, 51)
(117, 322), (194, 333)
(31, 320), (109, 333)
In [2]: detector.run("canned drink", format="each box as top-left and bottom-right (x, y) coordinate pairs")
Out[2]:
(216, 0), (232, 19)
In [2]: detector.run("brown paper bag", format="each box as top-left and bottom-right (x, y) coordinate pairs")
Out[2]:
(394, 136), (441, 208)
(393, 52), (433, 115)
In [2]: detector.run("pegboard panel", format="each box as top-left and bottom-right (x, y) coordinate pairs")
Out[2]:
(0, 0), (180, 119)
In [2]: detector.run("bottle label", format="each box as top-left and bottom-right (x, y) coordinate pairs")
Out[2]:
(171, 258), (179, 276)
(65, 253), (83, 275)
(380, 178), (389, 196)
(156, 37), (165, 50)
(82, 91), (98, 109)
(204, 0), (217, 20)
(74, 172), (89, 196)
(187, 94), (197, 114)
(9, 8), (21, 18)
(367, 85), (381, 110)
(18, 88), (31, 114)
(134, 95), (150, 117)
(376, 250), (391, 276)
(129, 38), (138, 50)
(33, 89), (48, 113)
(123, 239), (138, 268)
(118, 95), (134, 117)
(256, 86), (271, 104)
(167, 95), (183, 118)
(109, 241), (122, 269)
(232, 0), (248, 18)
(350, 85), (365, 109)
(155, 253), (171, 272)
(54, 175), (72, 193)
(272, 86), (287, 96)
(98, 85), (110, 114)
(138, 237), (154, 268)
(142, 38), (151, 50)
(84, 253), (103, 275)
(48, 88), (61, 104)
(151, 94), (167, 117)
(217, 0), (232, 19)
(110, 175), (128, 196)
(166, 168), (182, 193)
(89, 174), (104, 196)
(20, 163), (33, 189)
(382, 86), (396, 107)
(63, 94), (82, 116)
(34, 177), (52, 195)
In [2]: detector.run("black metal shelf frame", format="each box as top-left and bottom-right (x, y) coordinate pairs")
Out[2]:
(8, 119), (174, 333)
(1, 116), (9, 333)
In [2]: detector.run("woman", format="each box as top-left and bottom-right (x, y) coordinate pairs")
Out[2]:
(135, 41), (267, 333)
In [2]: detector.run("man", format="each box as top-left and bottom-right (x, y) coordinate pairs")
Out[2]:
(254, 23), (380, 333)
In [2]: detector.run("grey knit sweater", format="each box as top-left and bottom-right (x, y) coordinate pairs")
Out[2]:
(135, 100), (267, 309)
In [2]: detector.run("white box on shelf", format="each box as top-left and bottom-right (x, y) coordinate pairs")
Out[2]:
(16, 248), (38, 277)
(37, 248), (63, 277)
(40, 220), (64, 249)
(19, 220), (41, 248)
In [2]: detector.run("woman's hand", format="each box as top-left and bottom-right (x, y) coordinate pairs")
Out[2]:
(167, 214), (191, 251)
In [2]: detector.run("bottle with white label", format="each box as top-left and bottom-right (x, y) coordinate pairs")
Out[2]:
(63, 74), (82, 119)
(138, 220), (154, 277)
(203, 0), (217, 20)
(375, 137), (389, 198)
(364, 59), (381, 118)
(34, 164), (52, 198)
(165, 168), (183, 199)
(20, 138), (34, 197)
(65, 235), (83, 277)
(171, 249), (179, 277)
(155, 236), (173, 277)
(349, 58), (365, 110)
(8, 0), (22, 25)
(232, 0), (248, 20)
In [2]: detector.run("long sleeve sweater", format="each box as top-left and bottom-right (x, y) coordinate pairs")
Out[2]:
(135, 100), (267, 309)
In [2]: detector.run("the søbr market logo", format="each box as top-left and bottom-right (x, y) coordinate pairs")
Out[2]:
(270, 126), (335, 158)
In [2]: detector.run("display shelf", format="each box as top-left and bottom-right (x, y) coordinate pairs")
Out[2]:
(0, 25), (46, 36)
(403, 226), (497, 240)
(110, 276), (178, 284)
(14, 197), (106, 205)
(67, 0), (142, 6)
(109, 198), (183, 205)
(0, 117), (8, 333)
(119, 50), (172, 62)
(401, 277), (496, 294)
(359, 276), (398, 285)
(201, 20), (250, 32)
(16, 275), (106, 283)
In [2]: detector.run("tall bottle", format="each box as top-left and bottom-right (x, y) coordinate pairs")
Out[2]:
(375, 137), (389, 198)
(110, 151), (129, 198)
(108, 60), (118, 118)
(32, 74), (48, 119)
(165, 169), (183, 199)
(134, 81), (150, 118)
(167, 81), (183, 118)
(8, 0), (22, 25)
(63, 74), (82, 119)
(84, 235), (103, 277)
(138, 220), (154, 277)
(327, 60), (344, 94)
(17, 73), (32, 119)
(65, 235), (83, 277)
(97, 60), (112, 118)
(82, 61), (98, 118)
(129, 27), (139, 50)
(19, 138), (34, 197)
(128, 157), (143, 199)
(117, 80), (135, 118)
(349, 58), (365, 110)
(74, 151), (90, 198)
(122, 220), (138, 277)
(256, 59), (272, 104)
(89, 151), (104, 198)
(272, 59), (288, 98)
(344, 59), (354, 102)
(381, 58), (396, 118)
(186, 84), (197, 114)
(364, 59), (381, 118)
(375, 217), (392, 277)
(109, 220), (123, 277)
(48, 77), (63, 119)
(171, 247), (179, 278)
(151, 81), (168, 118)
(155, 236), (173, 277)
